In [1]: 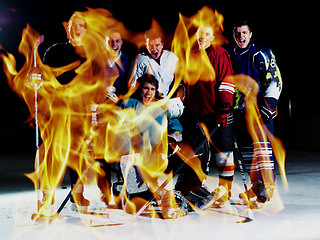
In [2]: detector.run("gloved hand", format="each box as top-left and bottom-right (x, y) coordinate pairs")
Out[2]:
(105, 86), (119, 103)
(260, 97), (278, 123)
(215, 113), (233, 129)
(165, 97), (184, 119)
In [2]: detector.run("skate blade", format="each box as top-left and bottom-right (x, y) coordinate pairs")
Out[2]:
(109, 211), (136, 224)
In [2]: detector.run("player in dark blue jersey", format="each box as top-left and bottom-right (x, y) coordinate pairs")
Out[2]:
(229, 20), (283, 206)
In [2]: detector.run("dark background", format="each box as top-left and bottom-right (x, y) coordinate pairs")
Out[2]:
(0, 0), (318, 155)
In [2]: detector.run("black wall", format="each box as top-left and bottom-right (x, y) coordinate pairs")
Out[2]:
(0, 0), (318, 153)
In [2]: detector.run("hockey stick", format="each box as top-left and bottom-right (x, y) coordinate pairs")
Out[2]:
(32, 35), (44, 213)
(233, 133), (254, 222)
(109, 124), (220, 224)
(56, 162), (95, 213)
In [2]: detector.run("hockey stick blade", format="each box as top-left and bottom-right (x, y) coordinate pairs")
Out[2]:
(237, 209), (254, 223)
(237, 217), (253, 223)
(108, 211), (137, 224)
(236, 204), (254, 223)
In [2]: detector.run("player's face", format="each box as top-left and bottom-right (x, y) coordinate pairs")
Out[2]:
(141, 82), (156, 106)
(233, 25), (252, 49)
(196, 26), (215, 50)
(146, 37), (164, 60)
(70, 17), (86, 45)
(106, 32), (123, 56)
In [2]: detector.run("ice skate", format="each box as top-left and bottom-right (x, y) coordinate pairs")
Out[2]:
(159, 190), (188, 219)
(255, 182), (275, 208)
(239, 180), (275, 209)
(31, 190), (57, 222)
(183, 185), (211, 210)
(39, 189), (56, 217)
(184, 185), (227, 210)
(72, 185), (90, 213)
(100, 193), (120, 209)
(210, 185), (231, 208)
(72, 192), (90, 213)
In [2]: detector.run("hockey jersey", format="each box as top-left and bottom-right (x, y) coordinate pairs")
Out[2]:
(119, 98), (166, 150)
(104, 51), (133, 96)
(186, 46), (234, 121)
(229, 43), (282, 113)
(132, 50), (179, 96)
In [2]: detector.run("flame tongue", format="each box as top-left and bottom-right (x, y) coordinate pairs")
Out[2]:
(231, 74), (287, 189)
(0, 6), (287, 223)
(1, 11), (118, 212)
(1, 8), (171, 217)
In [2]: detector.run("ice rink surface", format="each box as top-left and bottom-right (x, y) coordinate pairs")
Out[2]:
(1, 149), (320, 240)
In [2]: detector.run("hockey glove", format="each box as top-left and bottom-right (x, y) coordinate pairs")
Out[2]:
(215, 102), (233, 129)
(260, 97), (278, 123)
(215, 112), (233, 129)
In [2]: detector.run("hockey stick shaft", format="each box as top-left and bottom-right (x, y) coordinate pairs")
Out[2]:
(233, 134), (249, 192)
(233, 133), (254, 220)
(133, 124), (220, 218)
(33, 35), (44, 212)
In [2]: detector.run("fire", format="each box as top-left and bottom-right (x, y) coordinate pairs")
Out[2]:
(1, 8), (174, 220)
(2, 18), (109, 215)
(0, 5), (287, 227)
(170, 5), (287, 214)
(169, 6), (227, 188)
(172, 6), (226, 86)
(230, 74), (288, 190)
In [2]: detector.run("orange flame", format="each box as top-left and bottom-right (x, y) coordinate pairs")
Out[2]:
(1, 8), (177, 219)
(169, 6), (227, 185)
(230, 74), (288, 190)
(1, 6), (287, 224)
(170, 5), (287, 211)
(171, 6), (226, 86)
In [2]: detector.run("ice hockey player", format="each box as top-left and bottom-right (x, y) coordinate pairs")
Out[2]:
(176, 24), (235, 208)
(114, 74), (188, 218)
(42, 12), (110, 212)
(42, 13), (90, 212)
(131, 29), (184, 142)
(229, 20), (283, 207)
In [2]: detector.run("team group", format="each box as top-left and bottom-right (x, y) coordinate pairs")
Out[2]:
(36, 7), (283, 218)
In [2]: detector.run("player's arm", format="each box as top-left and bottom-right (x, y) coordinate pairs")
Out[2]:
(215, 51), (235, 128)
(260, 49), (283, 122)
